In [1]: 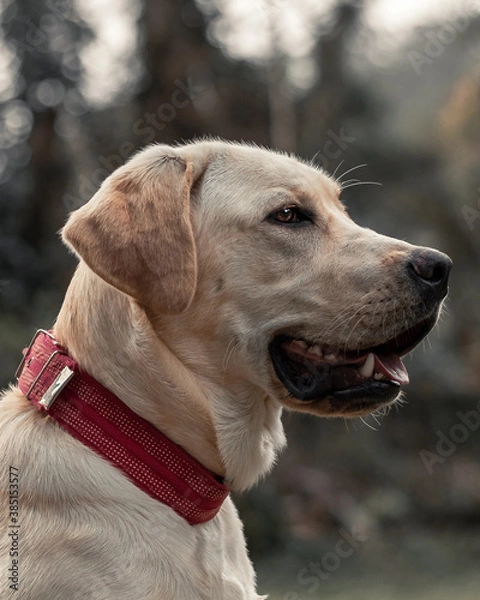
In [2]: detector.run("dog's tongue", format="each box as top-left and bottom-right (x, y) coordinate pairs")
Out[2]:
(373, 352), (409, 385)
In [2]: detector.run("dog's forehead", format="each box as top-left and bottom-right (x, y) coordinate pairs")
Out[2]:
(201, 143), (341, 218)
(222, 144), (337, 192)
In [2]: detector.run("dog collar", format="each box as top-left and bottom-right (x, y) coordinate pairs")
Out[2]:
(15, 329), (229, 525)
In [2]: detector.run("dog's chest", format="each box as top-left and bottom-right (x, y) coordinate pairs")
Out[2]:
(92, 496), (262, 599)
(148, 498), (261, 600)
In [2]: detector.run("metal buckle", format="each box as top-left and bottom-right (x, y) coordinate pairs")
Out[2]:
(15, 329), (74, 410)
(38, 365), (75, 409)
(15, 329), (58, 380)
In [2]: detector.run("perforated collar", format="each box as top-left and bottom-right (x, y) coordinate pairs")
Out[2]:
(16, 330), (229, 525)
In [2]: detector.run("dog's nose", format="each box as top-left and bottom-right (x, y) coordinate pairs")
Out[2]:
(407, 248), (452, 300)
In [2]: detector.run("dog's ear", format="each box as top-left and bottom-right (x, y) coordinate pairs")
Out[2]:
(62, 146), (208, 314)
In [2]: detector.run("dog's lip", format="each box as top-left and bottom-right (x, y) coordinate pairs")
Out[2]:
(368, 314), (438, 358)
(330, 379), (401, 407)
(269, 314), (438, 403)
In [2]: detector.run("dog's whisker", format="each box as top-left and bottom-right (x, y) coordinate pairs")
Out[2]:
(350, 418), (361, 432)
(342, 314), (367, 355)
(376, 405), (389, 418)
(341, 181), (383, 190)
(322, 311), (358, 338)
(381, 302), (389, 343)
(394, 392), (408, 411)
(322, 292), (373, 338)
(402, 308), (408, 339)
(392, 300), (398, 343)
(336, 163), (367, 184)
(340, 178), (361, 187)
(323, 311), (357, 337)
(330, 159), (345, 180)
(337, 295), (376, 352)
(359, 416), (378, 431)
(441, 304), (451, 316)
(324, 310), (371, 345)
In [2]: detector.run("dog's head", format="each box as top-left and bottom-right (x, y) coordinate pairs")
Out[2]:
(63, 141), (451, 419)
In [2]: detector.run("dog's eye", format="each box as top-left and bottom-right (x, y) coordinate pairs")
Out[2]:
(269, 206), (311, 225)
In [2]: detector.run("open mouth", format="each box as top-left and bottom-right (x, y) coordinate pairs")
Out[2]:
(269, 315), (437, 406)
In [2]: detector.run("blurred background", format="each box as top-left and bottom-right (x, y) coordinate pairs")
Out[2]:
(0, 0), (479, 598)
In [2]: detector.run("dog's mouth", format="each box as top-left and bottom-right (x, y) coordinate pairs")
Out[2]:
(269, 315), (437, 407)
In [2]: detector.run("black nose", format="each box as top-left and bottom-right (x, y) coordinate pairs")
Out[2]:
(407, 249), (452, 300)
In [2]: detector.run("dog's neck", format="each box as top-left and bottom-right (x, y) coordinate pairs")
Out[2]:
(54, 264), (286, 491)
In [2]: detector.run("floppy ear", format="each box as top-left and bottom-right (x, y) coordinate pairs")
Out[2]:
(62, 147), (206, 314)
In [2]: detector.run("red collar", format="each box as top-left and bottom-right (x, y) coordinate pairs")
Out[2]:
(16, 330), (229, 525)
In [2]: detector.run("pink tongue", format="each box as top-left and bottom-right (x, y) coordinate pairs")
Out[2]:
(373, 353), (409, 385)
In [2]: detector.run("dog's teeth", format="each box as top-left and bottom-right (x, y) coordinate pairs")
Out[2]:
(309, 344), (323, 358)
(296, 340), (308, 349)
(359, 353), (375, 378)
(373, 372), (385, 381)
(324, 353), (339, 365)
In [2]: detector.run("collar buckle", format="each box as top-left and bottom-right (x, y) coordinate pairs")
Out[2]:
(15, 329), (58, 380)
(16, 329), (74, 410)
(38, 365), (75, 409)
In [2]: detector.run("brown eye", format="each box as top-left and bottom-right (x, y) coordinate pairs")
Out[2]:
(270, 206), (311, 225)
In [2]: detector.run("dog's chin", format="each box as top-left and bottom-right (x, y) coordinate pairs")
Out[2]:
(268, 314), (437, 417)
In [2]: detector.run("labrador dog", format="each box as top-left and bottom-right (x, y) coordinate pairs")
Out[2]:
(0, 140), (451, 599)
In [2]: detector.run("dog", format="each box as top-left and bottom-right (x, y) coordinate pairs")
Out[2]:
(0, 140), (451, 599)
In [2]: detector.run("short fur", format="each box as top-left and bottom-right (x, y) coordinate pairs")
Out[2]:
(0, 140), (447, 599)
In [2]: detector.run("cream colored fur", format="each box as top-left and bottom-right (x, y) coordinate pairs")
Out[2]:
(0, 140), (440, 599)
